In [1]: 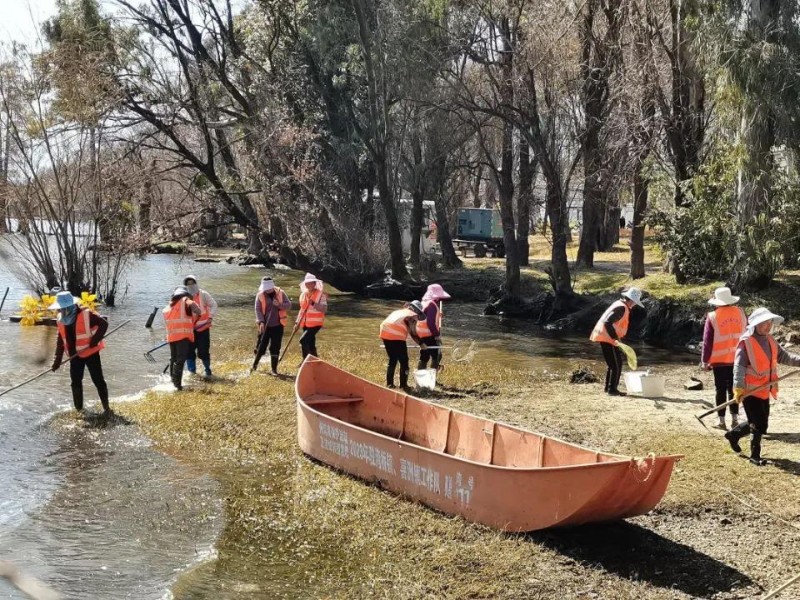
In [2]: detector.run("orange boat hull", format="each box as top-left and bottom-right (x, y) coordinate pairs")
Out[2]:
(296, 357), (681, 532)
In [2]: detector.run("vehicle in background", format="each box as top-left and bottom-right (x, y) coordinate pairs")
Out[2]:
(455, 207), (505, 258)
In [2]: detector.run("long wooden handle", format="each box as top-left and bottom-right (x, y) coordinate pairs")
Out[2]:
(0, 319), (131, 398)
(697, 369), (800, 420)
(0, 287), (9, 315)
(764, 572), (800, 599)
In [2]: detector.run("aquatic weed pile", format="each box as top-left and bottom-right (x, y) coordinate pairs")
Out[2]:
(118, 344), (800, 598)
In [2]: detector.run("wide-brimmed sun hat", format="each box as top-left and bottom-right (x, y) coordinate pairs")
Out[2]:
(708, 286), (739, 307)
(48, 291), (80, 310)
(302, 273), (320, 285)
(171, 285), (191, 299)
(622, 287), (644, 308)
(425, 283), (451, 301)
(748, 307), (784, 329)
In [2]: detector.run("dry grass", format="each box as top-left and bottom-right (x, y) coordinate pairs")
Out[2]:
(117, 339), (800, 599)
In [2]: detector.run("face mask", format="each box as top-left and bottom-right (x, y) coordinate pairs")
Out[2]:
(187, 284), (199, 296)
(61, 305), (78, 325)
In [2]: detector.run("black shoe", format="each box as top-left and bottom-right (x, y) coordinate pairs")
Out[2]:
(749, 457), (767, 466)
(608, 389), (627, 396)
(724, 431), (742, 453)
(387, 383), (396, 389)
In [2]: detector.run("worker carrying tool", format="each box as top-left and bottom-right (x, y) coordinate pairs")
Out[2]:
(297, 273), (328, 359)
(379, 301), (426, 390)
(417, 283), (451, 371)
(253, 277), (291, 374)
(183, 275), (218, 378)
(163, 286), (202, 391)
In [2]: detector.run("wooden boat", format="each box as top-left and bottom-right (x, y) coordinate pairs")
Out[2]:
(295, 357), (682, 532)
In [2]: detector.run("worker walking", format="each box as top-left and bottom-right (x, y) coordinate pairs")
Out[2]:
(253, 277), (291, 374)
(183, 275), (218, 378)
(725, 308), (800, 466)
(380, 301), (426, 389)
(589, 288), (644, 396)
(417, 283), (451, 371)
(163, 286), (202, 391)
(50, 291), (110, 413)
(297, 273), (328, 359)
(701, 287), (747, 430)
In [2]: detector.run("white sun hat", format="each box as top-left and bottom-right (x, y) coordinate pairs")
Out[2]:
(622, 287), (644, 308)
(748, 307), (784, 330)
(48, 291), (80, 310)
(708, 286), (740, 307)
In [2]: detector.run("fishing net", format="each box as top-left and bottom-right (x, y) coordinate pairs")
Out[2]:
(451, 339), (477, 363)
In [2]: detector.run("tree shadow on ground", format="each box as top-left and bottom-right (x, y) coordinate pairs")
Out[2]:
(766, 432), (800, 444)
(527, 521), (752, 598)
(767, 457), (800, 477)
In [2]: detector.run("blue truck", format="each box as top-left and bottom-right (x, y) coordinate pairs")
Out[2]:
(455, 207), (505, 258)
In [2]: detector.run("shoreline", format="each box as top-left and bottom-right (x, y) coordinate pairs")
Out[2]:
(116, 339), (800, 599)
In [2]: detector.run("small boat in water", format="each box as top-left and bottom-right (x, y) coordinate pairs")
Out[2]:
(296, 357), (682, 532)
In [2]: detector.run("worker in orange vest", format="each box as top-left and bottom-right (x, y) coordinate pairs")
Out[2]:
(49, 291), (110, 413)
(379, 301), (426, 389)
(253, 277), (291, 374)
(163, 286), (202, 391)
(726, 308), (800, 466)
(589, 288), (644, 396)
(417, 283), (451, 371)
(701, 287), (747, 430)
(183, 275), (218, 378)
(297, 273), (328, 359)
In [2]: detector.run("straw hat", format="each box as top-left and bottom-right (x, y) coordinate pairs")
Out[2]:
(622, 287), (644, 308)
(48, 291), (80, 310)
(748, 307), (784, 329)
(708, 286), (739, 307)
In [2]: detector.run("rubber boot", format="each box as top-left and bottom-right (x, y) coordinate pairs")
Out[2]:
(270, 355), (279, 375)
(749, 432), (766, 466)
(725, 422), (748, 453)
(99, 388), (110, 414)
(186, 358), (196, 374)
(731, 413), (739, 428)
(399, 366), (410, 391)
(604, 369), (611, 393)
(716, 416), (727, 431)
(202, 359), (212, 378)
(71, 384), (84, 411)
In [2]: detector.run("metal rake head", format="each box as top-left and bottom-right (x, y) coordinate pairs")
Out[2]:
(144, 351), (158, 363)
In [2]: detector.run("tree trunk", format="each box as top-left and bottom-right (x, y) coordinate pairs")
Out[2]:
(546, 180), (572, 296)
(376, 155), (408, 279)
(409, 137), (424, 269)
(517, 136), (534, 266)
(138, 159), (154, 234)
(630, 169), (648, 279)
(597, 200), (620, 251)
(472, 163), (483, 208)
(0, 115), (8, 233)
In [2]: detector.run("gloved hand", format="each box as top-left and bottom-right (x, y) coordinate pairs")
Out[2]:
(51, 360), (61, 372)
(701, 362), (712, 371)
(733, 387), (745, 404)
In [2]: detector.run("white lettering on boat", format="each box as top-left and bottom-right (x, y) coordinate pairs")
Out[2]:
(318, 421), (475, 506)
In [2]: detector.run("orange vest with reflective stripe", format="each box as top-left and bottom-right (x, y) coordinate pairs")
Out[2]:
(589, 300), (630, 344)
(299, 290), (325, 328)
(163, 298), (195, 343)
(742, 336), (779, 400)
(416, 300), (441, 338)
(193, 291), (213, 332)
(258, 288), (288, 327)
(57, 309), (105, 358)
(380, 308), (416, 341)
(708, 306), (747, 365)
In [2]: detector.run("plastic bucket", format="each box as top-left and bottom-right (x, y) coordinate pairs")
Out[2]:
(623, 371), (647, 394)
(640, 375), (666, 397)
(414, 368), (437, 390)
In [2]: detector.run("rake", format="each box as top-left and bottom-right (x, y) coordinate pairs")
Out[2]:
(144, 341), (169, 363)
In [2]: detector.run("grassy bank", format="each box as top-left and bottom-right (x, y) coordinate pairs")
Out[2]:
(117, 336), (800, 599)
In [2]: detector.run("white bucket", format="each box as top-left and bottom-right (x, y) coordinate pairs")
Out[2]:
(623, 371), (648, 394)
(414, 368), (437, 390)
(640, 375), (666, 397)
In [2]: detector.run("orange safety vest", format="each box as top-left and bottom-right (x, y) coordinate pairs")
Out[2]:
(416, 300), (441, 338)
(299, 290), (325, 328)
(193, 291), (213, 332)
(380, 308), (416, 341)
(589, 300), (630, 344)
(258, 287), (288, 327)
(707, 306), (747, 365)
(742, 336), (779, 401)
(163, 297), (195, 343)
(57, 309), (105, 359)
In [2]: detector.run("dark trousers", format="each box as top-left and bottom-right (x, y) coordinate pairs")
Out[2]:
(169, 339), (192, 389)
(70, 353), (109, 411)
(728, 396), (770, 459)
(600, 342), (623, 392)
(254, 325), (284, 372)
(188, 328), (211, 372)
(300, 326), (321, 359)
(384, 340), (409, 388)
(712, 365), (738, 417)
(418, 336), (442, 370)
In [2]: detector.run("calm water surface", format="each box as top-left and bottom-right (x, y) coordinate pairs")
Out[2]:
(0, 240), (693, 598)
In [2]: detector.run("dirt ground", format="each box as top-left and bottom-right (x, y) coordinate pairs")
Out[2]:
(113, 339), (800, 600)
